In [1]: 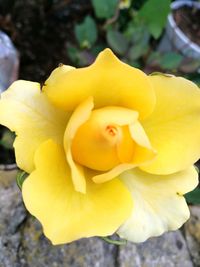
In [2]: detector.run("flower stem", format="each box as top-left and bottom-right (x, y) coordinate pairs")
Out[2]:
(101, 236), (127, 246)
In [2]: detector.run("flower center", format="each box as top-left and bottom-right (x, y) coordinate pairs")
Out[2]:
(106, 125), (117, 136)
(71, 106), (137, 171)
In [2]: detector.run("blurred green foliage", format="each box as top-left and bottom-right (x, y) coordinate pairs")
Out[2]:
(137, 0), (170, 38)
(16, 170), (28, 190)
(106, 29), (129, 55)
(0, 130), (15, 149)
(69, 0), (172, 68)
(75, 15), (98, 49)
(91, 0), (119, 19)
(184, 166), (200, 205)
(185, 188), (200, 205)
(67, 0), (200, 78)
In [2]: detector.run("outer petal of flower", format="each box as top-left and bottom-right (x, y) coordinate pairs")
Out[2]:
(117, 167), (198, 242)
(142, 75), (200, 174)
(0, 80), (69, 173)
(44, 48), (155, 119)
(45, 64), (75, 85)
(22, 140), (133, 245)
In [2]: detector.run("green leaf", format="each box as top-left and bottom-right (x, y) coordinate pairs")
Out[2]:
(0, 130), (15, 149)
(129, 43), (148, 60)
(106, 30), (129, 55)
(91, 0), (119, 19)
(185, 188), (200, 204)
(159, 52), (183, 70)
(67, 45), (80, 64)
(91, 44), (107, 56)
(149, 72), (174, 77)
(75, 16), (97, 49)
(138, 0), (170, 38)
(131, 25), (150, 45)
(147, 51), (161, 65)
(101, 236), (127, 245)
(67, 45), (93, 67)
(129, 60), (141, 69)
(16, 170), (28, 190)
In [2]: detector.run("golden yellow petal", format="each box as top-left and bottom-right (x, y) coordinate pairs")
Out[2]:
(142, 75), (200, 174)
(45, 64), (75, 86)
(92, 120), (156, 184)
(117, 126), (135, 163)
(22, 140), (133, 244)
(71, 106), (138, 171)
(64, 97), (94, 193)
(44, 49), (155, 119)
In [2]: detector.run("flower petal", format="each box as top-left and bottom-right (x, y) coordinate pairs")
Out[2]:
(93, 121), (156, 184)
(22, 140), (133, 244)
(0, 81), (68, 173)
(64, 97), (94, 193)
(117, 167), (198, 242)
(44, 48), (155, 119)
(45, 64), (75, 85)
(71, 106), (138, 172)
(142, 75), (200, 174)
(129, 121), (156, 165)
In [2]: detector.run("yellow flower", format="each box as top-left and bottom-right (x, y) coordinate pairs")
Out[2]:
(0, 49), (199, 245)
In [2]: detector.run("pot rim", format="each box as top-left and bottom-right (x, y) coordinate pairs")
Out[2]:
(168, 0), (200, 54)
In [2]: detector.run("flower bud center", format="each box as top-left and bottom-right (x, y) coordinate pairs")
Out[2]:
(70, 106), (137, 172)
(106, 125), (117, 136)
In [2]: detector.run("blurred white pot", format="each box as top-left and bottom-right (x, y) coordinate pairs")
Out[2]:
(158, 0), (200, 59)
(0, 31), (19, 93)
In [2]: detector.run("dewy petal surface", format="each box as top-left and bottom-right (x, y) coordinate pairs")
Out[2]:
(44, 49), (155, 119)
(142, 75), (200, 174)
(0, 81), (68, 173)
(117, 167), (198, 242)
(22, 140), (133, 244)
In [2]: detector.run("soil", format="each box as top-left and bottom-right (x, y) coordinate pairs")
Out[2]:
(0, 0), (91, 82)
(173, 5), (200, 46)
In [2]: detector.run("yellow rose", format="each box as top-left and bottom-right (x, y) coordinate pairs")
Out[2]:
(0, 49), (199, 245)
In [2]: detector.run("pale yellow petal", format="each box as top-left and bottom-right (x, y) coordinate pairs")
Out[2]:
(44, 49), (155, 119)
(118, 166), (198, 242)
(129, 121), (152, 149)
(22, 140), (133, 244)
(142, 75), (200, 174)
(0, 80), (69, 173)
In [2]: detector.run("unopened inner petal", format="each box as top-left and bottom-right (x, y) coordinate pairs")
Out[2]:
(64, 100), (156, 187)
(71, 107), (138, 171)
